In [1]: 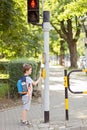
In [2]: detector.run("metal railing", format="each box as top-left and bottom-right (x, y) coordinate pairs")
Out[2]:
(64, 69), (87, 120)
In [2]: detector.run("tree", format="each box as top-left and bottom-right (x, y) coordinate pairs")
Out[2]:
(50, 31), (67, 65)
(44, 0), (87, 68)
(0, 0), (43, 59)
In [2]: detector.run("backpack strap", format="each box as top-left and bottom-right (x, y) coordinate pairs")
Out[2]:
(21, 75), (28, 94)
(21, 75), (27, 82)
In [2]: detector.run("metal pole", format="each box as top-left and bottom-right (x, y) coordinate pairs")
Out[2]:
(64, 69), (69, 120)
(84, 38), (87, 68)
(43, 11), (50, 123)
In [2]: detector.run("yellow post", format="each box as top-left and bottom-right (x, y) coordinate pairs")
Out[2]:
(64, 70), (69, 120)
(41, 68), (46, 79)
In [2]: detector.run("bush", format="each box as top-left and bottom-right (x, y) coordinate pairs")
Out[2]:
(0, 83), (9, 98)
(0, 60), (9, 74)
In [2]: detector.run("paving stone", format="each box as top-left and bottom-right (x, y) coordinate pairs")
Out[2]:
(70, 126), (81, 130)
(81, 125), (87, 130)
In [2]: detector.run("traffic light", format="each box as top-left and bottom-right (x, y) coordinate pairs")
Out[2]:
(27, 0), (39, 24)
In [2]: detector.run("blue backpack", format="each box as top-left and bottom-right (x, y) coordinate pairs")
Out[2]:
(17, 76), (28, 96)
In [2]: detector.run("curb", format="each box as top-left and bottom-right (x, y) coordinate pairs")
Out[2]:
(37, 120), (87, 130)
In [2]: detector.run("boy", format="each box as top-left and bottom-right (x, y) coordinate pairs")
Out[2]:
(21, 63), (41, 126)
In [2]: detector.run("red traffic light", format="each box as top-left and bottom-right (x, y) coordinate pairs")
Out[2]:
(27, 0), (39, 23)
(30, 0), (36, 8)
(28, 0), (38, 9)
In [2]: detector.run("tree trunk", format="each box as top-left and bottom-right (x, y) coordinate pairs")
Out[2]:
(68, 41), (77, 68)
(51, 18), (81, 68)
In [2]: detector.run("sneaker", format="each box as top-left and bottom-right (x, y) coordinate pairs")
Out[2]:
(28, 121), (32, 126)
(20, 120), (28, 126)
(20, 120), (32, 126)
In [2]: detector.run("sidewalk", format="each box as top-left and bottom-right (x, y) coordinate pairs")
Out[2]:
(0, 65), (87, 130)
(0, 92), (87, 130)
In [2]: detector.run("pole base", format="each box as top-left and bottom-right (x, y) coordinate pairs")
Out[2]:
(44, 111), (50, 123)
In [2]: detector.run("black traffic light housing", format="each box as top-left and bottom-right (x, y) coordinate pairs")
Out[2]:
(27, 0), (39, 24)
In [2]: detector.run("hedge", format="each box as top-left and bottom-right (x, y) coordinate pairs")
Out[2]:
(0, 59), (41, 98)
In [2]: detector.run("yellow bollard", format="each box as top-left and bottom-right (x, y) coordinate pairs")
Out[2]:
(41, 68), (46, 79)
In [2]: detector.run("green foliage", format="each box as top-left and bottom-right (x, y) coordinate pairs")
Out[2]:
(44, 0), (87, 67)
(0, 0), (87, 61)
(62, 0), (87, 18)
(0, 0), (14, 31)
(0, 60), (9, 74)
(0, 83), (9, 98)
(0, 0), (43, 59)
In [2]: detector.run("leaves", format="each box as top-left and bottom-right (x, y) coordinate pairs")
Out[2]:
(0, 0), (43, 59)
